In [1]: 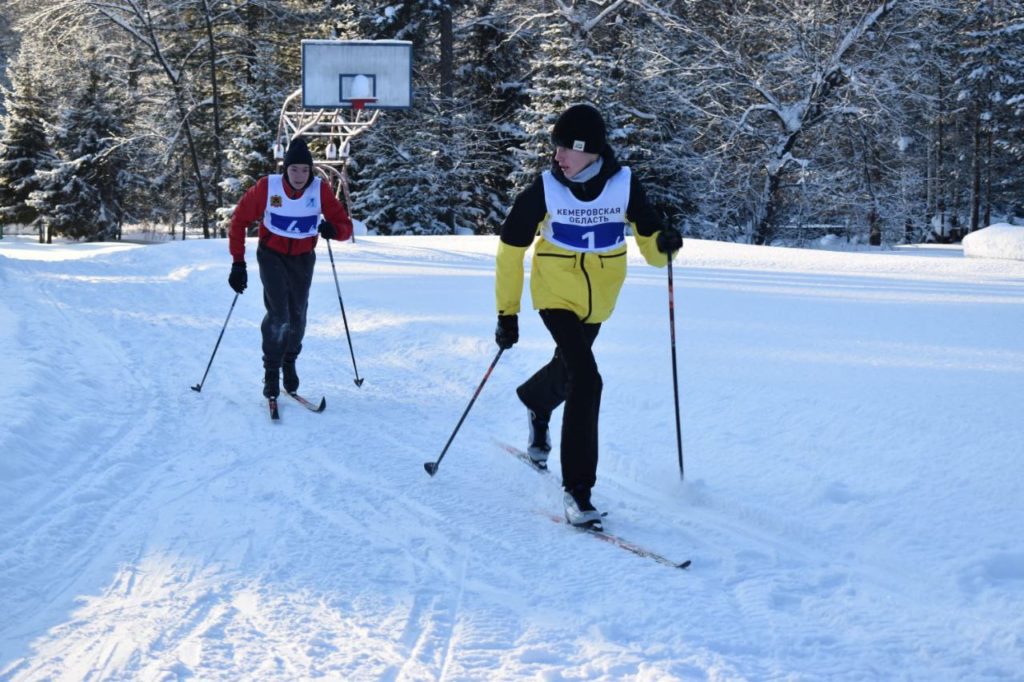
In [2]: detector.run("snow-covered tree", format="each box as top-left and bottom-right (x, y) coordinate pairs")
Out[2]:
(507, 2), (692, 203)
(0, 36), (50, 235)
(0, 9), (17, 111)
(450, 2), (530, 233)
(955, 0), (1024, 230)
(674, 1), (949, 243)
(27, 40), (130, 241)
(220, 41), (284, 196)
(334, 1), (463, 234)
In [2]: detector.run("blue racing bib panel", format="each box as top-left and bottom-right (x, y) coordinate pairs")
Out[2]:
(263, 175), (322, 239)
(267, 212), (319, 234)
(549, 220), (624, 251)
(541, 168), (630, 253)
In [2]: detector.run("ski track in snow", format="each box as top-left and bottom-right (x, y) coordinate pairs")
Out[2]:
(1, 236), (1023, 680)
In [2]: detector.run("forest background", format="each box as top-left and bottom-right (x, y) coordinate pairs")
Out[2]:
(0, 1), (1022, 247)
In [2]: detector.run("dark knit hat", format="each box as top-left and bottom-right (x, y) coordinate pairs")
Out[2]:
(551, 104), (606, 154)
(283, 137), (313, 168)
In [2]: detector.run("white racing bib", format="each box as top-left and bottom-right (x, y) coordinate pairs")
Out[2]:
(263, 175), (322, 239)
(540, 167), (630, 253)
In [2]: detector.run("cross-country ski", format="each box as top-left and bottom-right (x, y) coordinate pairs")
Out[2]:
(287, 392), (326, 413)
(495, 440), (549, 473)
(544, 513), (691, 570)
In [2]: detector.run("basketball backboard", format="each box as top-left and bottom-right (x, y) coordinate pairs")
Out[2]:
(302, 40), (412, 110)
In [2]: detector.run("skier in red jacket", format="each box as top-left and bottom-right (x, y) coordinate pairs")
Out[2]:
(227, 136), (353, 398)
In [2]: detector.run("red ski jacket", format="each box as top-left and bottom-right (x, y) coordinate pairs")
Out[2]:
(229, 175), (353, 263)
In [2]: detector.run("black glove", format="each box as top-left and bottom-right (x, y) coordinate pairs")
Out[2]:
(318, 220), (337, 240)
(228, 261), (247, 294)
(656, 227), (683, 254)
(495, 314), (518, 349)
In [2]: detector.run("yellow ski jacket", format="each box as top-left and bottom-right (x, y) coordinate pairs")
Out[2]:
(496, 149), (676, 324)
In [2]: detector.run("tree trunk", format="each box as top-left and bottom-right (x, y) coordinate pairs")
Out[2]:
(174, 91), (211, 239)
(925, 127), (934, 229)
(983, 129), (992, 227)
(860, 129), (882, 245)
(970, 110), (981, 233)
(936, 74), (946, 238)
(752, 171), (782, 245)
(91, 2), (212, 239)
(438, 6), (455, 233)
(201, 0), (225, 237)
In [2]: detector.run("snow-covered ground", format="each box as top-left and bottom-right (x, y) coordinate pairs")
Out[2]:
(1, 233), (1023, 681)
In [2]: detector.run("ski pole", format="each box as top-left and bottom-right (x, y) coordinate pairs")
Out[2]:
(424, 347), (504, 477)
(325, 238), (364, 387)
(666, 257), (684, 479)
(191, 293), (239, 393)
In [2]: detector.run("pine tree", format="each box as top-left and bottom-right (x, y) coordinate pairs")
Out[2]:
(453, 1), (529, 233)
(0, 10), (16, 109)
(509, 16), (586, 194)
(27, 43), (130, 241)
(218, 38), (288, 235)
(508, 4), (695, 231)
(0, 39), (49, 233)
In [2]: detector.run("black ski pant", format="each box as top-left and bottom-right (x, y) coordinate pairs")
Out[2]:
(257, 244), (315, 371)
(516, 308), (602, 493)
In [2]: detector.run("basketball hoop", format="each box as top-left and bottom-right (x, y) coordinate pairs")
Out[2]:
(348, 74), (376, 110)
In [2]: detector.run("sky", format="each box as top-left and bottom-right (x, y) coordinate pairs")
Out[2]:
(1, 227), (1023, 681)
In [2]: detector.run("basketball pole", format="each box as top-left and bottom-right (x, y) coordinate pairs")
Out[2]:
(267, 41), (410, 390)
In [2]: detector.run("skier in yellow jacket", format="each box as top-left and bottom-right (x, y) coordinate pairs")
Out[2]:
(494, 104), (682, 528)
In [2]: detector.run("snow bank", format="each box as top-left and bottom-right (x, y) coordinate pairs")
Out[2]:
(962, 223), (1024, 261)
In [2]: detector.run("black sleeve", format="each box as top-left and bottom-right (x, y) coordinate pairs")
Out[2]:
(626, 175), (665, 237)
(499, 176), (547, 247)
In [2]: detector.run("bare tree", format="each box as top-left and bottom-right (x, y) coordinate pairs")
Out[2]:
(672, 1), (949, 243)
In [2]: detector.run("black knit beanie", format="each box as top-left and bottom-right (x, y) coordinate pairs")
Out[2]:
(551, 104), (606, 154)
(283, 137), (313, 168)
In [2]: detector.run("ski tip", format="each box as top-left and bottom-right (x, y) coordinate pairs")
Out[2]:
(285, 392), (327, 412)
(495, 441), (550, 473)
(677, 560), (692, 569)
